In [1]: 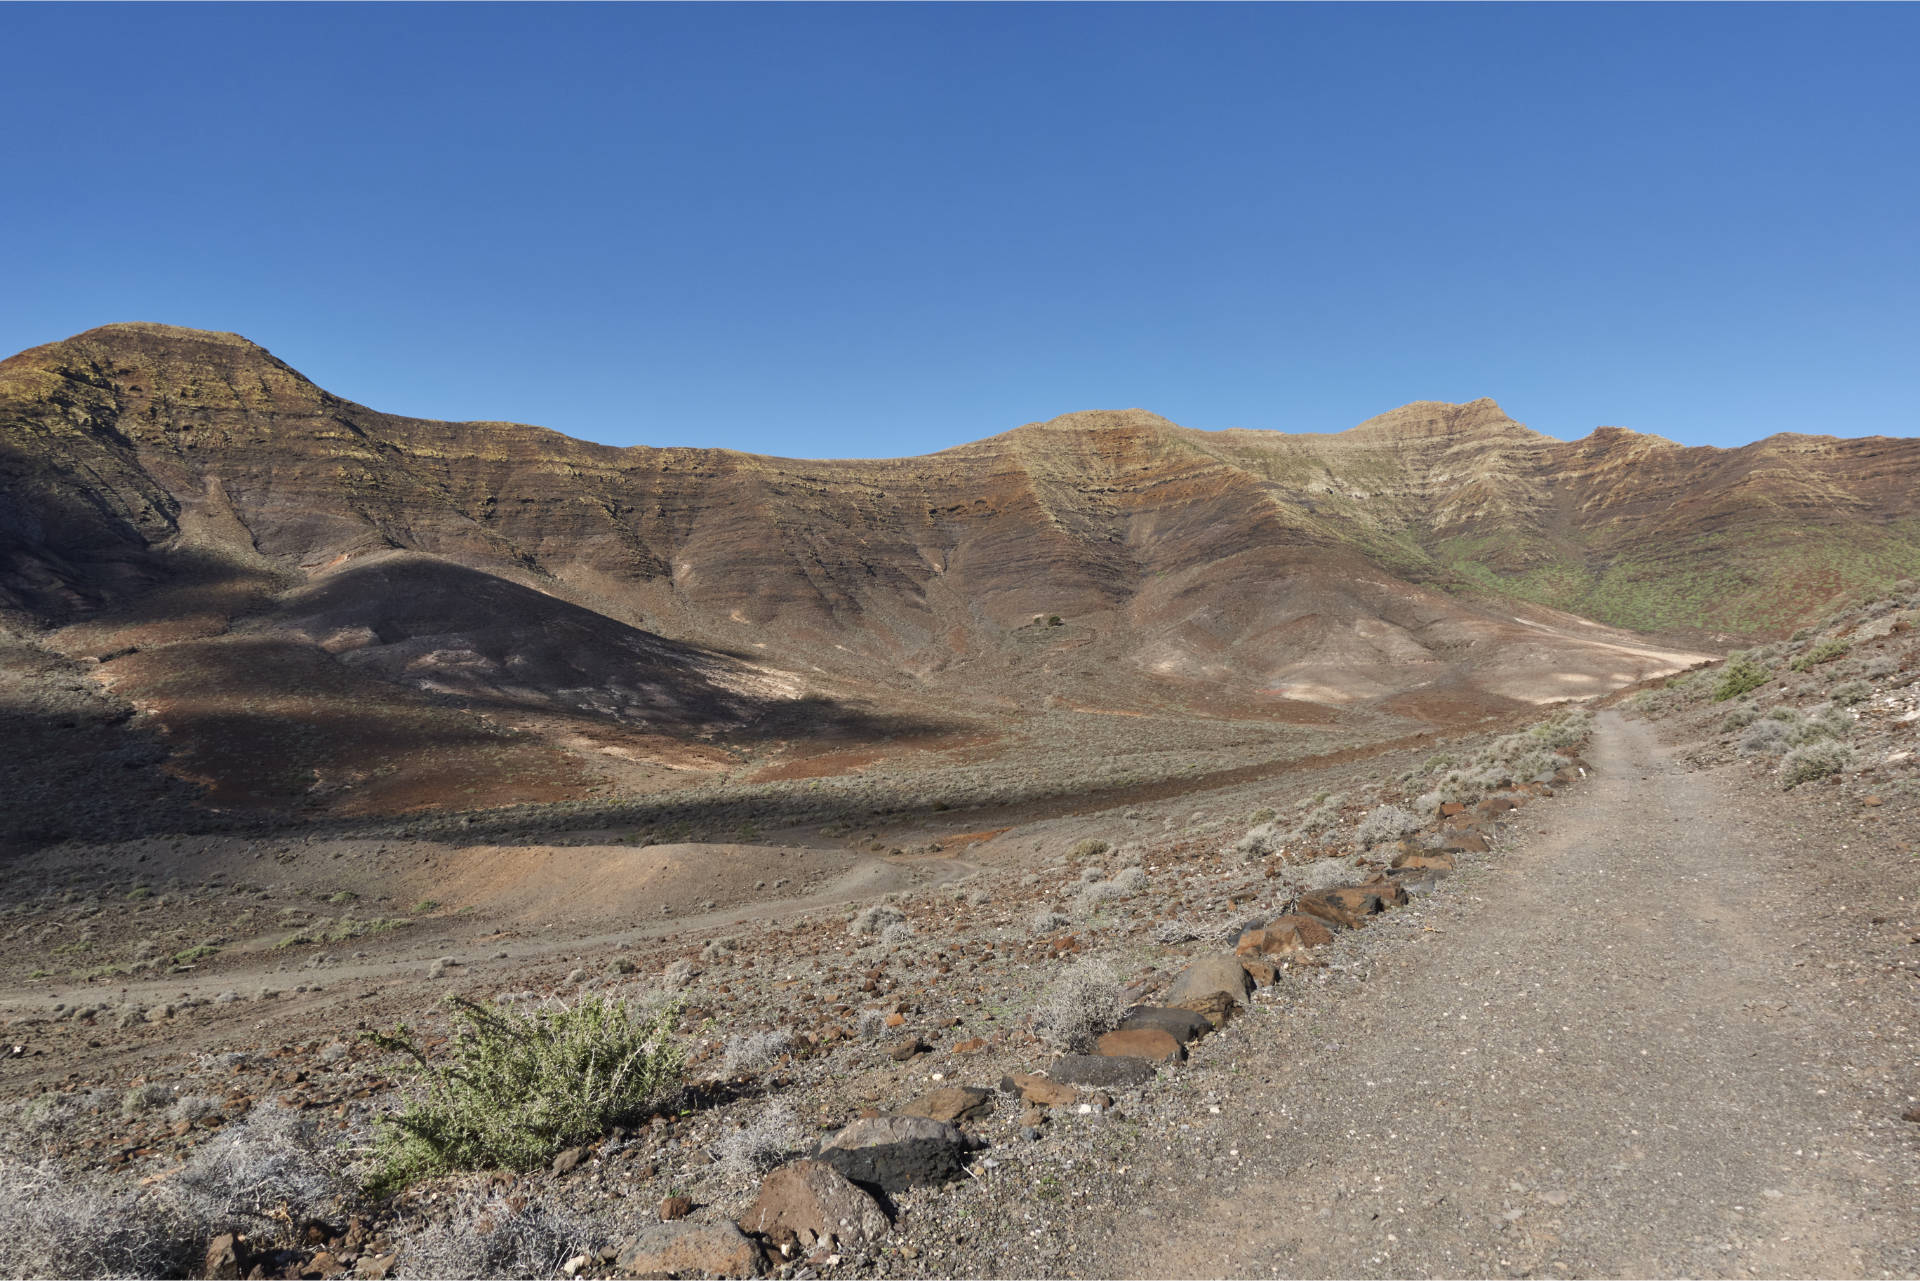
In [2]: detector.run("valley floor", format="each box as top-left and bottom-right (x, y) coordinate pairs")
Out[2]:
(2, 708), (1914, 1280)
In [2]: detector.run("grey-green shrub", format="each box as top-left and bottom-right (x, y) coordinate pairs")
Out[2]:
(368, 995), (683, 1192)
(1796, 703), (1854, 744)
(1229, 821), (1281, 861)
(162, 1104), (347, 1238)
(849, 904), (904, 938)
(721, 1029), (791, 1076)
(1288, 794), (1344, 842)
(1355, 804), (1421, 849)
(404, 1189), (605, 1280)
(1028, 907), (1069, 935)
(1030, 958), (1126, 1053)
(1738, 715), (1794, 756)
(1719, 702), (1761, 733)
(1467, 733), (1558, 789)
(1666, 668), (1715, 703)
(1780, 740), (1852, 789)
(1831, 679), (1872, 706)
(1072, 873), (1137, 918)
(0, 1159), (197, 1279)
(715, 1102), (805, 1179)
(1151, 919), (1199, 945)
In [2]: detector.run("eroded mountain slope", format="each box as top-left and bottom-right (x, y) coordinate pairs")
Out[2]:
(7, 321), (1907, 821)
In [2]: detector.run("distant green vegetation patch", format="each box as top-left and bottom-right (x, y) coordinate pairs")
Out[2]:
(1436, 522), (1920, 636)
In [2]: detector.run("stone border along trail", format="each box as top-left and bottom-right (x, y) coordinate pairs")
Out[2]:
(1069, 711), (1917, 1280)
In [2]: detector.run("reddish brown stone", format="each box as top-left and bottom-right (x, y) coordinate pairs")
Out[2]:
(1297, 887), (1385, 930)
(900, 1086), (993, 1124)
(205, 1233), (245, 1280)
(1002, 1072), (1077, 1106)
(738, 1159), (889, 1251)
(1170, 989), (1240, 1029)
(616, 1223), (763, 1277)
(1094, 1027), (1184, 1063)
(1436, 829), (1490, 854)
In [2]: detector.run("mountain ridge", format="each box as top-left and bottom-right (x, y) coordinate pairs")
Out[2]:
(3, 321), (1914, 818)
(5, 325), (1916, 641)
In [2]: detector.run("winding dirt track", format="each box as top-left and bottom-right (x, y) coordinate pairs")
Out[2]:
(0, 852), (978, 1091)
(1095, 712), (1918, 1279)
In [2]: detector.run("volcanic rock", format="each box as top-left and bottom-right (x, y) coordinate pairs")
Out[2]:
(817, 1115), (970, 1193)
(1116, 1005), (1213, 1044)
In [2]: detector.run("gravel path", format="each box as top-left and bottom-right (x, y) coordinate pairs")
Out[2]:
(1086, 711), (1918, 1279)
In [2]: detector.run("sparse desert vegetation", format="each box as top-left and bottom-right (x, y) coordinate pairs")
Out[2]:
(0, 324), (1914, 1279)
(0, 694), (1617, 1279)
(1627, 584), (1918, 795)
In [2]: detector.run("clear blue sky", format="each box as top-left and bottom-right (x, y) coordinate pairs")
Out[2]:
(4, 4), (1915, 457)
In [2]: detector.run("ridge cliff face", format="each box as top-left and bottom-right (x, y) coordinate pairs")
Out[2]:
(8, 325), (1911, 647)
(2, 323), (1911, 818)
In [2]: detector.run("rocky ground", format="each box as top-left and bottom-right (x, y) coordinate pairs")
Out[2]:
(0, 592), (1915, 1280)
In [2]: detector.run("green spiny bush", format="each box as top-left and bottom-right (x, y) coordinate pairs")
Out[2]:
(368, 995), (684, 1193)
(1711, 652), (1771, 702)
(1790, 638), (1850, 671)
(1527, 707), (1594, 749)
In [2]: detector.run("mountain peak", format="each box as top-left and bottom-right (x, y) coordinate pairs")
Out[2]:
(1, 322), (285, 381)
(1343, 397), (1545, 445)
(74, 322), (263, 348)
(1014, 408), (1181, 435)
(1580, 424), (1683, 451)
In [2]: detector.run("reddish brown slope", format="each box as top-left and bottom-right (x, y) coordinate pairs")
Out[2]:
(14, 321), (1905, 821)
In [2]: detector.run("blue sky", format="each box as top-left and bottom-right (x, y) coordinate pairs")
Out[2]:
(3, 4), (1915, 458)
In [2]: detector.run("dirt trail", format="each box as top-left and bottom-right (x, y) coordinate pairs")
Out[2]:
(1097, 711), (1917, 1279)
(0, 852), (978, 1091)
